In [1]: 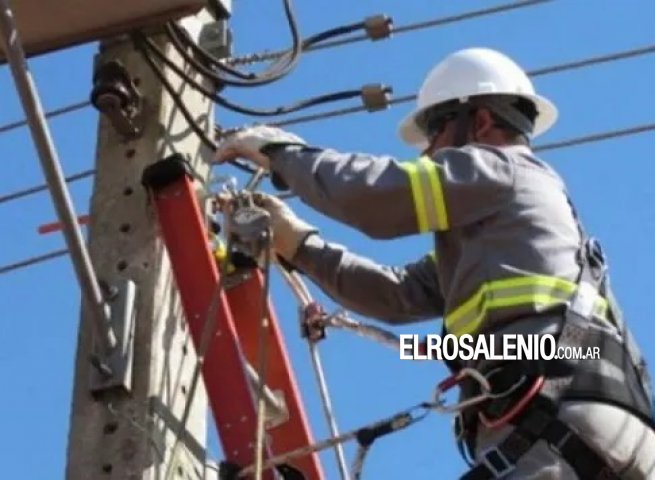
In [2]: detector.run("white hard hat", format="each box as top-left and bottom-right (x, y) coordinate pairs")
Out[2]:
(398, 48), (558, 147)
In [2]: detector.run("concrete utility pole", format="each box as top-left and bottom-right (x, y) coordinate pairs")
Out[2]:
(66, 18), (218, 480)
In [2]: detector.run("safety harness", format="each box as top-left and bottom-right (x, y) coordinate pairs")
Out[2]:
(452, 234), (654, 478)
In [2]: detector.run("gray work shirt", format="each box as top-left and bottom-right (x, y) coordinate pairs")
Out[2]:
(270, 144), (607, 336)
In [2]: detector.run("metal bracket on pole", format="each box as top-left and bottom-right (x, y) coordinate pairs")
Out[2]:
(90, 278), (137, 394)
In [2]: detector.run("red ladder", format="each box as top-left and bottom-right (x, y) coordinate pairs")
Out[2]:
(142, 155), (324, 479)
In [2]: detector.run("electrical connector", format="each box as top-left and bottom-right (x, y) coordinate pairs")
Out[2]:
(364, 15), (393, 41)
(360, 84), (393, 112)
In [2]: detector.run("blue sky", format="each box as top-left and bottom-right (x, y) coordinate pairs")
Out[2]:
(1, 0), (655, 478)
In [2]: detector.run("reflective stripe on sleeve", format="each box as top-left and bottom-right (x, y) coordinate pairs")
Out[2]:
(445, 275), (608, 337)
(400, 156), (449, 232)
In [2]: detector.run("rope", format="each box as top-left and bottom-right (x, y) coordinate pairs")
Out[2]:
(162, 234), (231, 480)
(276, 266), (350, 479)
(236, 402), (432, 478)
(253, 231), (273, 480)
(226, 0), (552, 66)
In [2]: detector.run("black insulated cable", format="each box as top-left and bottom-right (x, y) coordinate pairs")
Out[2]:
(132, 34), (256, 174)
(226, 0), (549, 65)
(141, 33), (374, 117)
(166, 0), (302, 87)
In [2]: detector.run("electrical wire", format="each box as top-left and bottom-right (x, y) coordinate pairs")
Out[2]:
(133, 34), (217, 151)
(0, 248), (67, 275)
(3, 118), (655, 224)
(166, 0), (302, 87)
(131, 34), (256, 174)
(226, 0), (552, 66)
(263, 43), (655, 128)
(0, 100), (90, 135)
(139, 32), (367, 117)
(0, 0), (550, 134)
(0, 45), (655, 211)
(0, 168), (95, 205)
(1, 5), (646, 134)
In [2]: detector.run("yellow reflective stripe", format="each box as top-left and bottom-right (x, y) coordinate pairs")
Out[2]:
(445, 275), (608, 337)
(419, 156), (449, 230)
(401, 162), (430, 232)
(400, 157), (449, 232)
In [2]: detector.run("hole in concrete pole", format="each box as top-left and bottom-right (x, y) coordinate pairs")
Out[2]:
(103, 422), (119, 435)
(119, 223), (131, 233)
(123, 187), (134, 196)
(177, 466), (184, 477)
(181, 385), (187, 396)
(101, 463), (113, 474)
(125, 148), (136, 159)
(117, 261), (128, 271)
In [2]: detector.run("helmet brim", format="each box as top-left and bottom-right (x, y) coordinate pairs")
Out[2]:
(398, 93), (558, 148)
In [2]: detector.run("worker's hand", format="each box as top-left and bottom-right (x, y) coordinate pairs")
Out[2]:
(253, 192), (317, 261)
(214, 125), (306, 170)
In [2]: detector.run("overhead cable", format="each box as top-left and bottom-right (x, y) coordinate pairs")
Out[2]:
(165, 0), (302, 87)
(0, 168), (95, 205)
(0, 248), (68, 275)
(3, 119), (655, 219)
(138, 32), (381, 118)
(0, 100), (90, 135)
(3, 44), (655, 208)
(0, 0), (550, 134)
(266, 43), (655, 127)
(132, 34), (255, 174)
(534, 123), (655, 152)
(226, 0), (552, 66)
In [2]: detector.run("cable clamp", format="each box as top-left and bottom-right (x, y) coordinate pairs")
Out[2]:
(301, 302), (327, 343)
(364, 15), (394, 40)
(360, 84), (393, 112)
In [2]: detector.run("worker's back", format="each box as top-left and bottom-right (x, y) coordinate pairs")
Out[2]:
(435, 144), (603, 338)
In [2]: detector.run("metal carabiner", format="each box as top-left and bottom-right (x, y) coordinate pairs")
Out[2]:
(433, 368), (492, 414)
(479, 375), (545, 429)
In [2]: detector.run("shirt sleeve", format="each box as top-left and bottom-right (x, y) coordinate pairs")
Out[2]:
(269, 144), (515, 236)
(291, 234), (445, 325)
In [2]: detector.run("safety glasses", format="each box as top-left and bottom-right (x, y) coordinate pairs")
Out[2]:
(416, 108), (459, 139)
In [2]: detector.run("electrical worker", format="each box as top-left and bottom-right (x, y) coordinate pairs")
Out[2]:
(215, 48), (655, 479)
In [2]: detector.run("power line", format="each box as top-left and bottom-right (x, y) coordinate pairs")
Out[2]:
(0, 100), (90, 135)
(0, 169), (95, 205)
(3, 120), (655, 277)
(3, 43), (655, 207)
(0, 0), (550, 134)
(270, 43), (655, 127)
(0, 248), (67, 275)
(226, 0), (552, 66)
(535, 123), (655, 152)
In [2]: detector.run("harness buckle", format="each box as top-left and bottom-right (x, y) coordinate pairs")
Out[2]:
(479, 445), (515, 478)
